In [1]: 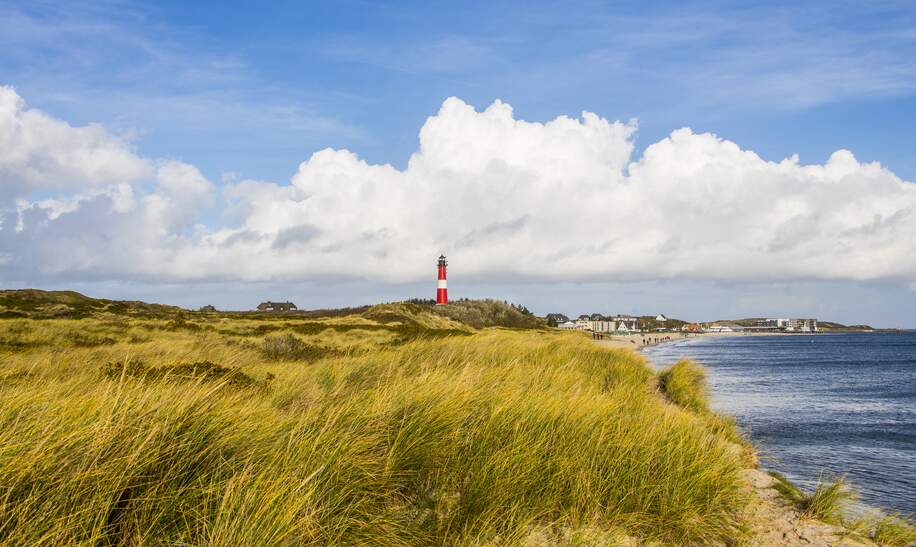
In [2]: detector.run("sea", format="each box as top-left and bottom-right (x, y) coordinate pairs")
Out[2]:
(643, 332), (916, 515)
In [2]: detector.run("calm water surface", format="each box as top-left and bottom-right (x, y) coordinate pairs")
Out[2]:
(643, 332), (916, 514)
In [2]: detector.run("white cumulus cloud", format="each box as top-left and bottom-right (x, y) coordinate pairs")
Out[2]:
(0, 86), (150, 204)
(1, 89), (915, 287)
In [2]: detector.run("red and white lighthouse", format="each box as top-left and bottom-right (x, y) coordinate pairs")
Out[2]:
(436, 254), (448, 305)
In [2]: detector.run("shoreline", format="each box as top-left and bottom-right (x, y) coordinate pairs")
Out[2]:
(593, 330), (761, 351)
(604, 333), (876, 545)
(623, 332), (912, 545)
(592, 329), (884, 352)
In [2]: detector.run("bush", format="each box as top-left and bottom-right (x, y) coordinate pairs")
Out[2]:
(103, 360), (265, 389)
(66, 332), (117, 347)
(431, 299), (545, 329)
(261, 333), (340, 361)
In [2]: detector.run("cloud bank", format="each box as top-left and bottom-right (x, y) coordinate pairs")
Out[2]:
(2, 86), (914, 286)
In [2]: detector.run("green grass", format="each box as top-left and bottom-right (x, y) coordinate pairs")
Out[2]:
(659, 359), (754, 463)
(769, 471), (916, 545)
(0, 309), (753, 544)
(658, 359), (708, 413)
(430, 299), (545, 329)
(767, 470), (806, 504)
(870, 513), (916, 546)
(800, 475), (858, 524)
(6, 302), (910, 544)
(768, 470), (856, 524)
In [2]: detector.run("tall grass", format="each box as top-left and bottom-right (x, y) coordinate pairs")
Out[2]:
(0, 317), (753, 544)
(800, 475), (858, 524)
(659, 359), (754, 462)
(658, 359), (708, 413)
(870, 513), (916, 546)
(768, 472), (858, 525)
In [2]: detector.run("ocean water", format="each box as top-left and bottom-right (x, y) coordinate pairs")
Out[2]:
(643, 332), (916, 515)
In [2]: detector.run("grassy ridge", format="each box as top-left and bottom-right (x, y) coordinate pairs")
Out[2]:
(0, 306), (754, 544)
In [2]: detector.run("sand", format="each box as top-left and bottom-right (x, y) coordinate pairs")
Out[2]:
(591, 330), (793, 350)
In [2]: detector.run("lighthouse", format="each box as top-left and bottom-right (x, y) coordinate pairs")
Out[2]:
(436, 254), (448, 305)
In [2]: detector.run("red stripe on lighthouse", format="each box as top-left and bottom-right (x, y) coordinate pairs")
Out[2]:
(436, 255), (448, 305)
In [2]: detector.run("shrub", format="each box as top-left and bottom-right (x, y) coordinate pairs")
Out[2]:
(261, 333), (340, 361)
(163, 318), (205, 332)
(103, 360), (265, 389)
(66, 332), (117, 347)
(431, 299), (545, 329)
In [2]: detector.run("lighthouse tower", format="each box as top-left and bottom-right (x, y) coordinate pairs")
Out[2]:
(436, 255), (448, 305)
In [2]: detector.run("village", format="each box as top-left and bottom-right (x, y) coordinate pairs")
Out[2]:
(548, 313), (819, 335)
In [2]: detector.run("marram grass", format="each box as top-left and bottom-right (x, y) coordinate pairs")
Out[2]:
(0, 313), (754, 544)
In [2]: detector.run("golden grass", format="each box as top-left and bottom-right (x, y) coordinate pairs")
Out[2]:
(0, 313), (754, 544)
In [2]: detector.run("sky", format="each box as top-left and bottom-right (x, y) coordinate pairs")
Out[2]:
(2, 0), (916, 326)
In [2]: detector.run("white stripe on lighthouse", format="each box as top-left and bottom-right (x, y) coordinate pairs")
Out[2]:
(438, 279), (447, 288)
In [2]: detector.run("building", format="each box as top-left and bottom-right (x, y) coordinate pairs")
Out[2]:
(682, 323), (703, 333)
(786, 318), (818, 332)
(611, 316), (639, 331)
(198, 304), (216, 312)
(750, 318), (818, 332)
(546, 313), (570, 326)
(748, 319), (781, 332)
(257, 301), (298, 312)
(706, 323), (745, 333)
(655, 314), (668, 322)
(436, 255), (448, 305)
(556, 321), (578, 330)
(587, 320), (616, 333)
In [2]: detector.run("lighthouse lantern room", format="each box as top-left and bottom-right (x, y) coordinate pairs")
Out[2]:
(436, 255), (448, 305)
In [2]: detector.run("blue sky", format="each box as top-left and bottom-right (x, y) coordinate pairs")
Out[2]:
(2, 0), (916, 325)
(5, 0), (916, 183)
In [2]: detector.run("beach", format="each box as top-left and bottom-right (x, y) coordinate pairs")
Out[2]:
(593, 330), (762, 350)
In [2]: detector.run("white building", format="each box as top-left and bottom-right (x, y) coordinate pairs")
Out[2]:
(587, 320), (617, 333)
(557, 321), (578, 330)
(611, 316), (639, 331)
(655, 314), (668, 322)
(785, 318), (818, 332)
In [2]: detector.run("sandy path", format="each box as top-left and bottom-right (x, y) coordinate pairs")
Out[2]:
(741, 469), (872, 546)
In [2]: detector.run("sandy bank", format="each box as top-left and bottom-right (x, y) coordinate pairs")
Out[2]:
(592, 330), (798, 351)
(741, 469), (872, 546)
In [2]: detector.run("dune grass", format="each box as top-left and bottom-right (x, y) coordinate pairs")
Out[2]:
(870, 513), (916, 546)
(800, 475), (859, 524)
(658, 359), (708, 413)
(659, 359), (755, 463)
(768, 470), (916, 545)
(768, 471), (857, 525)
(0, 310), (756, 544)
